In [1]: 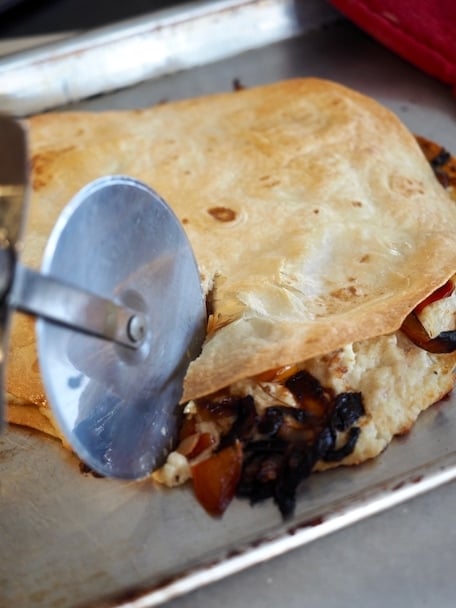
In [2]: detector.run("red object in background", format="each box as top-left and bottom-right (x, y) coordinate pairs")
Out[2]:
(330, 0), (456, 92)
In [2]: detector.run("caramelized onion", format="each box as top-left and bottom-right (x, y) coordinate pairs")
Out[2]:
(401, 312), (456, 354)
(190, 374), (365, 519)
(237, 379), (364, 518)
(254, 364), (300, 383)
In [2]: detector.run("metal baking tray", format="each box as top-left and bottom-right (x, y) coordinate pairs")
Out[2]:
(1, 1), (456, 607)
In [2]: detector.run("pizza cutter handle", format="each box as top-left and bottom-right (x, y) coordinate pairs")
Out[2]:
(9, 263), (147, 349)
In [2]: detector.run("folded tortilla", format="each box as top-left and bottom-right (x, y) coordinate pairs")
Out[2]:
(6, 79), (456, 487)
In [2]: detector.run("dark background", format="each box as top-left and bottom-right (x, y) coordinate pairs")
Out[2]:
(0, 0), (190, 36)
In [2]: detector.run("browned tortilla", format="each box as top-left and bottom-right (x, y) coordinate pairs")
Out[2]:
(6, 78), (456, 441)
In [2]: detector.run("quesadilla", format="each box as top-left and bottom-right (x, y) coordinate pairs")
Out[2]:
(6, 78), (456, 517)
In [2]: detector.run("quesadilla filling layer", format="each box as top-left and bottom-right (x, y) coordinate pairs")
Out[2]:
(154, 276), (456, 518)
(153, 140), (456, 519)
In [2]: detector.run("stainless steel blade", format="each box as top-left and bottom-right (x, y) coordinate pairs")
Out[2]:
(37, 176), (206, 479)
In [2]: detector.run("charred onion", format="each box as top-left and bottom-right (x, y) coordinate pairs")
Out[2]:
(188, 371), (365, 519)
(401, 312), (456, 354)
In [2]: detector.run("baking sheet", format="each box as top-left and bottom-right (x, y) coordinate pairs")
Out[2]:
(0, 0), (336, 116)
(1, 2), (456, 607)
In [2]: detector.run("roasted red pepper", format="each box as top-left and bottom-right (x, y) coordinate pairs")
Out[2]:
(401, 312), (456, 354)
(191, 441), (243, 517)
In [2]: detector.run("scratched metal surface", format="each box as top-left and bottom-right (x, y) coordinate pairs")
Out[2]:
(1, 2), (456, 608)
(0, 0), (337, 116)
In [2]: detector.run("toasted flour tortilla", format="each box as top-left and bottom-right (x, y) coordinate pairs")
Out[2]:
(6, 78), (456, 445)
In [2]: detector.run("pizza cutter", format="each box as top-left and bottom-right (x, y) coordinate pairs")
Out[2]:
(0, 114), (206, 479)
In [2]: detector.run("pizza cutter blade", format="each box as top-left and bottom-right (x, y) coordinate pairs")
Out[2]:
(0, 113), (206, 480)
(1, 116), (207, 479)
(32, 176), (207, 479)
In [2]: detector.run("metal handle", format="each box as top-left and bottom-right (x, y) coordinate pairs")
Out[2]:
(9, 263), (147, 349)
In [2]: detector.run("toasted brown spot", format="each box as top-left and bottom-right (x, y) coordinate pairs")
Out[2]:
(352, 200), (363, 207)
(181, 218), (189, 225)
(32, 147), (75, 191)
(32, 152), (54, 190)
(259, 175), (281, 188)
(208, 206), (237, 222)
(330, 286), (358, 301)
(313, 209), (320, 214)
(390, 174), (425, 196)
(360, 254), (371, 263)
